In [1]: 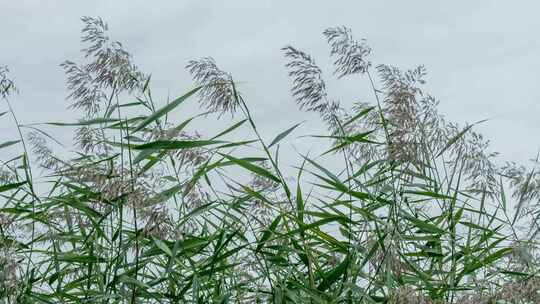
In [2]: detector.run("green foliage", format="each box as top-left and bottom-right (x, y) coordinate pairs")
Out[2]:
(0, 17), (539, 304)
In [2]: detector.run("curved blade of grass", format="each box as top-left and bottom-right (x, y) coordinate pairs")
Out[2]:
(0, 181), (26, 193)
(0, 140), (20, 150)
(219, 154), (281, 183)
(132, 86), (201, 133)
(132, 139), (223, 150)
(268, 122), (302, 148)
(44, 117), (120, 126)
(211, 119), (247, 140)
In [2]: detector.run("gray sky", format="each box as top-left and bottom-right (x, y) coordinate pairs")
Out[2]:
(1, 0), (540, 168)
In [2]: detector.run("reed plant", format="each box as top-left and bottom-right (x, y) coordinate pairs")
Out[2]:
(0, 17), (538, 303)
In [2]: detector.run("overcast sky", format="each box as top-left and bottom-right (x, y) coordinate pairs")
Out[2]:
(1, 0), (540, 169)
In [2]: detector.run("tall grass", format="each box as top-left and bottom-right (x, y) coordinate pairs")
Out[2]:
(0, 18), (539, 303)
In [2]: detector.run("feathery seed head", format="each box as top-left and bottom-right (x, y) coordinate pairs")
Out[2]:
(187, 57), (240, 116)
(324, 26), (371, 78)
(0, 66), (17, 99)
(282, 45), (329, 113)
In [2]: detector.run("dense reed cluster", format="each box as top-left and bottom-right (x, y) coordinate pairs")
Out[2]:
(0, 17), (539, 303)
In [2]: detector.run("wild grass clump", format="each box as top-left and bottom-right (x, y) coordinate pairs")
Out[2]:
(0, 17), (539, 303)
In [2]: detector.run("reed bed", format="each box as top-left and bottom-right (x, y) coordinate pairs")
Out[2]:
(0, 18), (538, 303)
